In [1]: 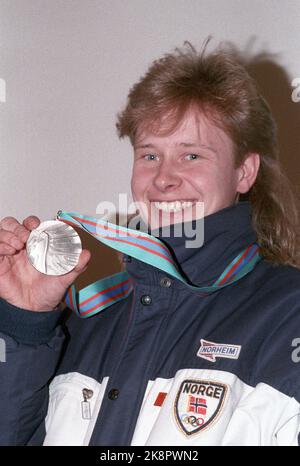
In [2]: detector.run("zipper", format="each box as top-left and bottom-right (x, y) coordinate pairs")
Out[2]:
(81, 388), (94, 420)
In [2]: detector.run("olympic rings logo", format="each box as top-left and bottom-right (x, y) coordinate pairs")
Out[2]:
(181, 414), (205, 427)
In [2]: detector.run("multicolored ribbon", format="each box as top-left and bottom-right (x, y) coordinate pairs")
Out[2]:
(57, 211), (261, 318)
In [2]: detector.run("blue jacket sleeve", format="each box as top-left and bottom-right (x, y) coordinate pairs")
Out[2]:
(0, 298), (66, 445)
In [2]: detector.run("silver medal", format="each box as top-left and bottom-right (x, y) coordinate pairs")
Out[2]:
(26, 220), (82, 276)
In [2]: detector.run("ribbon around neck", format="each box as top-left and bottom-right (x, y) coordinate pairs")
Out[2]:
(57, 211), (261, 318)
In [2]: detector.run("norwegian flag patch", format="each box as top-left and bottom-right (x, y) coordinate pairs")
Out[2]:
(197, 339), (241, 362)
(174, 379), (228, 436)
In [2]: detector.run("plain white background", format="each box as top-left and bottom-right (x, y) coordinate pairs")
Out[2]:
(0, 0), (300, 221)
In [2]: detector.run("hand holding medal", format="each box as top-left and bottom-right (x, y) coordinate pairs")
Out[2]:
(0, 213), (91, 312)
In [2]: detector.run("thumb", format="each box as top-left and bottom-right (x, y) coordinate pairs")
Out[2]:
(62, 249), (91, 286)
(74, 249), (91, 274)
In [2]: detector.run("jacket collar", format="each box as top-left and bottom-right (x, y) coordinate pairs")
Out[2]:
(125, 202), (257, 287)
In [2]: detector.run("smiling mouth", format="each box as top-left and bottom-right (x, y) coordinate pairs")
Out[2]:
(150, 200), (196, 213)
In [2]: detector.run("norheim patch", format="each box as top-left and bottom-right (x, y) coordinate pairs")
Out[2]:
(197, 339), (241, 362)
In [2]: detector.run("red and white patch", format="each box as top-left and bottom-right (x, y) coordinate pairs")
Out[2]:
(174, 379), (227, 436)
(154, 392), (167, 407)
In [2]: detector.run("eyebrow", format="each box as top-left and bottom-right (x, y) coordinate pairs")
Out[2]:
(134, 142), (217, 154)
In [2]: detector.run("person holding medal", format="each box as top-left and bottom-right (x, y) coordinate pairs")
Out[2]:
(0, 41), (299, 446)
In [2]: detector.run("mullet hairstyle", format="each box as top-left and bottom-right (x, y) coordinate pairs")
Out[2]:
(116, 40), (300, 268)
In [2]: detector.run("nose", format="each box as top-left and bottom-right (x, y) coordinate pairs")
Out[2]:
(153, 160), (182, 192)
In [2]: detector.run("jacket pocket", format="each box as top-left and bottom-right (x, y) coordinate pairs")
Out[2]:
(44, 372), (106, 446)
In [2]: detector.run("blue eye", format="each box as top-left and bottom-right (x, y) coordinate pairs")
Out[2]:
(144, 154), (158, 161)
(185, 153), (199, 160)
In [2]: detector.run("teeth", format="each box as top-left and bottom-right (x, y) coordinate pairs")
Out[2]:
(153, 201), (193, 213)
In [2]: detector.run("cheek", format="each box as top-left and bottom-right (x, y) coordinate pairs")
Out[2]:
(185, 165), (216, 190)
(214, 166), (241, 202)
(188, 164), (238, 194)
(131, 166), (149, 200)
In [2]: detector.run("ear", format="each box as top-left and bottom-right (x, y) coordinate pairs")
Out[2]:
(237, 153), (260, 194)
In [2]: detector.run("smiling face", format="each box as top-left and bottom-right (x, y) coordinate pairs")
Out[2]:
(131, 108), (259, 230)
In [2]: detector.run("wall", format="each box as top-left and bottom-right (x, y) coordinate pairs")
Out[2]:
(1, 0), (299, 220)
(0, 0), (299, 281)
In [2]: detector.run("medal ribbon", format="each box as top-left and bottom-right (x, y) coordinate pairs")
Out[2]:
(57, 211), (261, 318)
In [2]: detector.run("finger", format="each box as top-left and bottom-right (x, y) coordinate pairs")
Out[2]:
(0, 216), (20, 232)
(61, 249), (91, 286)
(74, 249), (91, 273)
(14, 223), (32, 243)
(0, 217), (31, 243)
(0, 243), (17, 255)
(23, 216), (40, 231)
(0, 231), (24, 250)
